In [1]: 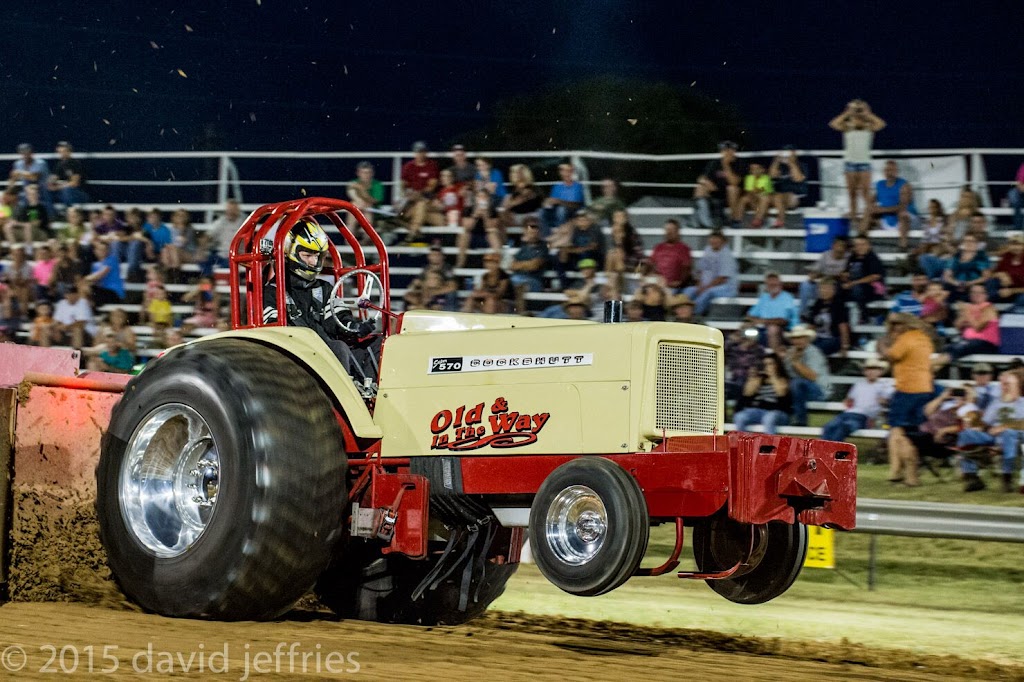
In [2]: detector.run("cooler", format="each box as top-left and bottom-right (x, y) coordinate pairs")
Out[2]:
(803, 211), (850, 253)
(999, 314), (1024, 354)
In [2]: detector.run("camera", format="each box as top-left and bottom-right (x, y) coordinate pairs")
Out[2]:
(950, 388), (966, 398)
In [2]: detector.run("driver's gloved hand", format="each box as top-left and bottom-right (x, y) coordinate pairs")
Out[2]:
(357, 320), (376, 337)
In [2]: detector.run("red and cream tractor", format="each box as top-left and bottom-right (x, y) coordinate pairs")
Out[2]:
(95, 198), (857, 624)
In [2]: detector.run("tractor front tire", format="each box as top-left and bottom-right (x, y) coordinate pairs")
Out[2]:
(96, 339), (347, 620)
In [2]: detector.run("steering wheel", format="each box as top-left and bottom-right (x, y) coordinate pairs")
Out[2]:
(328, 268), (386, 324)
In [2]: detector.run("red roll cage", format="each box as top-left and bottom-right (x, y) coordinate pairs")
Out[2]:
(227, 198), (392, 332)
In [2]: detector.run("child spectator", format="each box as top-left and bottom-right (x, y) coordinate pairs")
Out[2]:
(821, 358), (893, 442)
(31, 244), (58, 302)
(29, 302), (55, 347)
(84, 241), (125, 307)
(734, 353), (792, 434)
(90, 332), (135, 373)
(433, 168), (465, 226)
(666, 294), (698, 323)
(102, 308), (137, 355)
(182, 277), (220, 332)
(146, 285), (174, 330)
(739, 162), (773, 228)
(139, 266), (167, 325)
(920, 281), (950, 326)
(14, 184), (53, 240)
(346, 162), (385, 224)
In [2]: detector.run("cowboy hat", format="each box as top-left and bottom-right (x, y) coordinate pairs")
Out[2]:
(862, 357), (888, 371)
(785, 324), (817, 341)
(666, 293), (695, 309)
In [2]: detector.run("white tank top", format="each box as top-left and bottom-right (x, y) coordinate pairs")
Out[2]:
(844, 130), (873, 163)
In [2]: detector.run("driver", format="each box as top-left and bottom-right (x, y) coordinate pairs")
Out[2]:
(262, 219), (379, 390)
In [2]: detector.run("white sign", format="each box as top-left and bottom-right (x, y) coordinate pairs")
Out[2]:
(428, 353), (594, 374)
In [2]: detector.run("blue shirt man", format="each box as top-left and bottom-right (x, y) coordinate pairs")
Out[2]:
(747, 273), (799, 329)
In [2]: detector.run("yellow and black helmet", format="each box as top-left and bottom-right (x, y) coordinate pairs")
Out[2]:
(284, 218), (330, 281)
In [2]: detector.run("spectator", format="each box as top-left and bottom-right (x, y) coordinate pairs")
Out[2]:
(398, 141), (440, 245)
(949, 186), (982, 239)
(88, 331), (135, 373)
(509, 220), (548, 309)
(991, 232), (1024, 306)
(649, 219), (691, 290)
(1011, 161), (1024, 231)
(13, 184), (53, 241)
(799, 235), (850, 315)
(182, 277), (220, 332)
(890, 272), (930, 316)
(499, 164), (542, 228)
(3, 246), (34, 311)
(404, 270), (453, 312)
(91, 205), (127, 241)
(29, 302), (56, 347)
(2, 188), (31, 244)
(806, 278), (851, 356)
(682, 231), (738, 316)
(967, 362), (999, 411)
(964, 212), (991, 251)
(955, 370), (1024, 493)
(48, 141), (90, 208)
(919, 198), (950, 246)
(455, 189), (501, 269)
(57, 205), (89, 244)
(447, 144), (475, 187)
(163, 208), (197, 282)
(587, 178), (626, 224)
(739, 162), (773, 228)
(0, 280), (22, 342)
(556, 210), (606, 284)
(102, 307), (137, 354)
(724, 326), (765, 401)
(146, 285), (174, 331)
(666, 293), (698, 323)
(623, 299), (645, 322)
(938, 284), (1000, 362)
(50, 243), (80, 299)
(907, 386), (977, 475)
(603, 210), (644, 287)
(942, 233), (990, 304)
(694, 141), (744, 229)
(636, 282), (668, 321)
(84, 241), (124, 307)
(51, 284), (95, 349)
(781, 324), (832, 427)
(821, 357), (893, 442)
(119, 208), (150, 282)
(30, 244), (58, 302)
(748, 272), (799, 346)
(473, 157), (507, 207)
(432, 168), (465, 226)
(540, 163), (585, 237)
(841, 235), (886, 322)
(204, 199), (246, 276)
(538, 290), (590, 320)
(347, 162), (385, 224)
(861, 160), (919, 250)
(734, 353), (792, 435)
(463, 253), (511, 314)
(918, 238), (955, 281)
(9, 143), (53, 215)
(877, 313), (935, 487)
(828, 99), (885, 219)
(769, 146), (808, 227)
(143, 208), (173, 261)
(920, 280), (950, 327)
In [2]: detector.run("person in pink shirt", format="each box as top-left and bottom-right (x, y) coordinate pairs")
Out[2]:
(938, 284), (1001, 363)
(31, 244), (57, 301)
(649, 219), (692, 290)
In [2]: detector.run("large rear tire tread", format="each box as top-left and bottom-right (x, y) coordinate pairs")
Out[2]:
(97, 339), (347, 620)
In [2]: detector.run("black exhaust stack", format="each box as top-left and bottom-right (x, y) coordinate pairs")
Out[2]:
(604, 300), (623, 323)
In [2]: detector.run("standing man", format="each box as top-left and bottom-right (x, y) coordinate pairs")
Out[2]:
(694, 141), (744, 229)
(49, 141), (90, 208)
(649, 219), (692, 290)
(861, 160), (919, 250)
(877, 313), (935, 487)
(682, 231), (738, 316)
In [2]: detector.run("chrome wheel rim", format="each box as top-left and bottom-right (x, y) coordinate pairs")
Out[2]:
(119, 404), (221, 558)
(545, 485), (608, 566)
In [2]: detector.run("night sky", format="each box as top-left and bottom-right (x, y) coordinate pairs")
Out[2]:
(3, 0), (1023, 155)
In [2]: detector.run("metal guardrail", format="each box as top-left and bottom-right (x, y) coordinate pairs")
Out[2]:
(856, 498), (1024, 544)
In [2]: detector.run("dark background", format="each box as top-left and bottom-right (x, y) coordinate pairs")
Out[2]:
(2, 0), (1022, 155)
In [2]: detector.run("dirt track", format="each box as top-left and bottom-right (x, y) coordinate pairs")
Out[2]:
(0, 602), (1021, 681)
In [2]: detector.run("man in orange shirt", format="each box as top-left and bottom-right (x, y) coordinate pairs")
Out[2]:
(877, 312), (935, 486)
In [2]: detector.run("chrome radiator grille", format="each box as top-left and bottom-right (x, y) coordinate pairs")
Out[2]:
(655, 343), (719, 433)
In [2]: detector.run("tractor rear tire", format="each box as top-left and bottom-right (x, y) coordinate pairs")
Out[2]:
(529, 457), (649, 597)
(96, 339), (347, 620)
(692, 514), (808, 605)
(316, 539), (518, 625)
